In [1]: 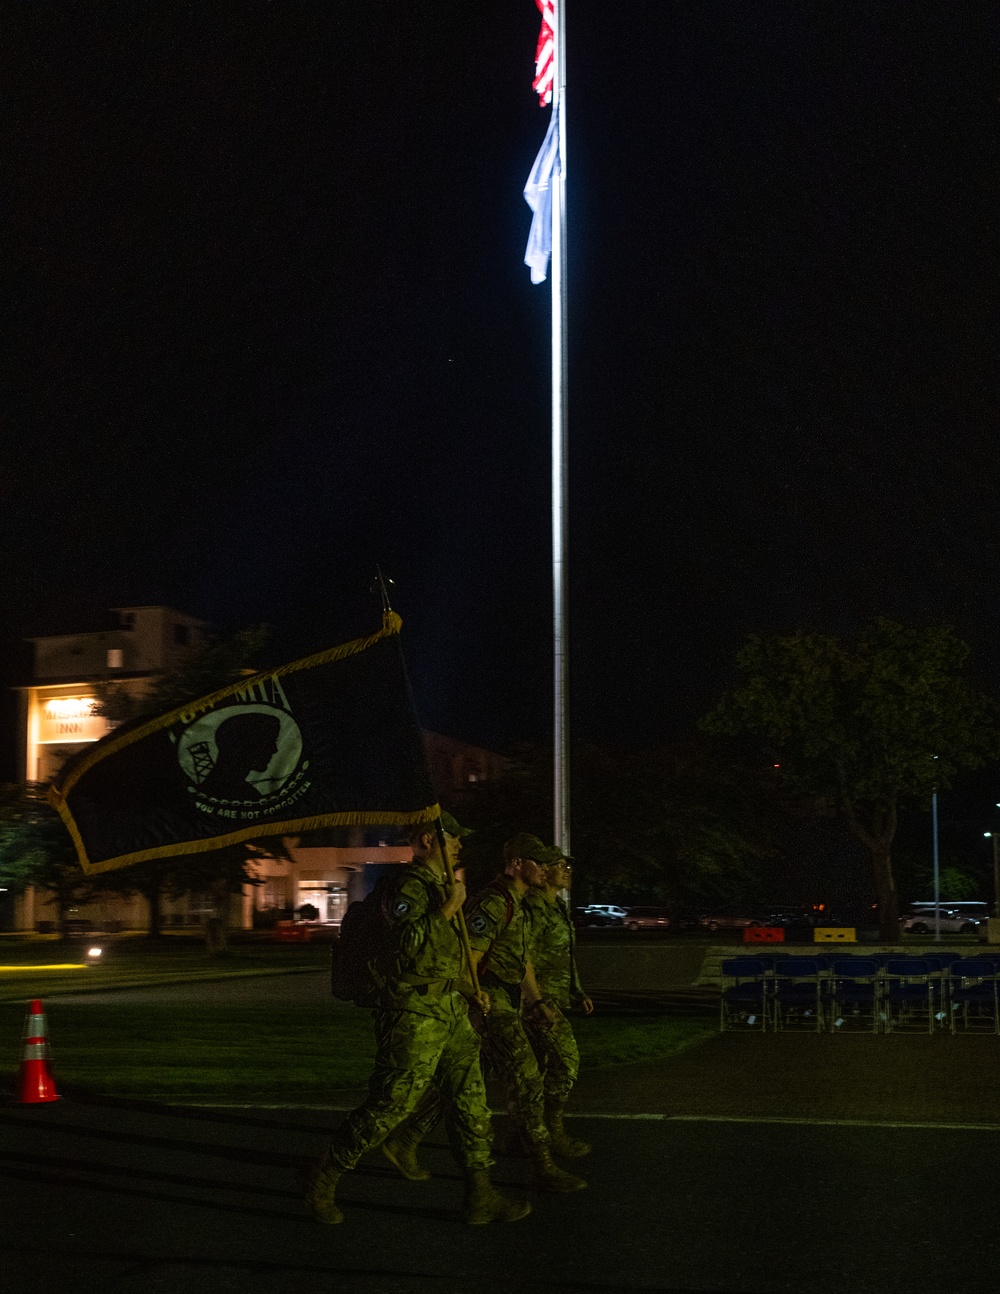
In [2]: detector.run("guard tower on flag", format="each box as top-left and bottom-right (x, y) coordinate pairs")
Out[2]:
(523, 0), (570, 856)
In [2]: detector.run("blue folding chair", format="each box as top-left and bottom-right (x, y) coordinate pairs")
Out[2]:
(949, 959), (999, 1033)
(921, 953), (960, 1023)
(827, 957), (880, 1033)
(772, 956), (823, 1031)
(882, 958), (934, 1033)
(720, 957), (772, 1031)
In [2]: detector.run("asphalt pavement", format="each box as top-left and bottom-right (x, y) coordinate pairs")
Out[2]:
(5, 972), (1000, 1293)
(2, 1099), (998, 1294)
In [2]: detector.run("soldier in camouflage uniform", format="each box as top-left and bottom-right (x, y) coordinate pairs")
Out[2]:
(302, 813), (530, 1227)
(524, 851), (594, 1158)
(463, 833), (587, 1193)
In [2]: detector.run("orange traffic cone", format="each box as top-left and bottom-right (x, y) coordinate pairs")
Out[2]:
(16, 998), (59, 1104)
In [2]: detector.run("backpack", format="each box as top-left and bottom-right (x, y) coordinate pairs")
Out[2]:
(330, 875), (396, 1006)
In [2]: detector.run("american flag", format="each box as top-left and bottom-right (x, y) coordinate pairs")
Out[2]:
(532, 0), (555, 107)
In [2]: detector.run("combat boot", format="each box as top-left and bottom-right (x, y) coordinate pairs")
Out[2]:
(302, 1149), (346, 1224)
(545, 1098), (591, 1158)
(381, 1127), (431, 1181)
(462, 1169), (532, 1225)
(530, 1143), (587, 1192)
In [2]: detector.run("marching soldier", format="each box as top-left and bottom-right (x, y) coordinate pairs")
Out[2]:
(463, 833), (587, 1193)
(303, 812), (531, 1226)
(524, 851), (594, 1158)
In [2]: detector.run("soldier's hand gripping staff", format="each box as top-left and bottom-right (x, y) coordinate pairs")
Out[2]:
(302, 812), (530, 1227)
(464, 833), (587, 1193)
(523, 852), (593, 1158)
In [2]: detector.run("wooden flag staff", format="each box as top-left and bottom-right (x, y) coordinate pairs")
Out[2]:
(374, 566), (482, 1002)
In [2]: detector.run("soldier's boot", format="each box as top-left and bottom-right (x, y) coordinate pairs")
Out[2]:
(462, 1169), (533, 1225)
(381, 1127), (431, 1182)
(302, 1149), (346, 1225)
(545, 1098), (591, 1158)
(530, 1143), (588, 1193)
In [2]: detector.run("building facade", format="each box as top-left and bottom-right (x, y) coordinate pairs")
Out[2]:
(10, 607), (507, 933)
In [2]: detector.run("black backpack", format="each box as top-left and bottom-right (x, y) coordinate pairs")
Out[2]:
(330, 875), (396, 1006)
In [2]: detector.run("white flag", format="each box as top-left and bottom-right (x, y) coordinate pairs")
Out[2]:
(523, 106), (560, 285)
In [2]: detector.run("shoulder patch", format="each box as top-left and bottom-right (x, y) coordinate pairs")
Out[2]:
(393, 898), (411, 917)
(468, 912), (489, 934)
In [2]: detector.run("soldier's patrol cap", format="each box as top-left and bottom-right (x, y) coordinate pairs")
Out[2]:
(502, 832), (554, 863)
(440, 810), (473, 838)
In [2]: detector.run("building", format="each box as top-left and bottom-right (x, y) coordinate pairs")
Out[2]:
(9, 607), (507, 933)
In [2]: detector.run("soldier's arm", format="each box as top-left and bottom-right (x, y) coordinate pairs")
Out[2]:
(387, 874), (452, 975)
(522, 959), (556, 1027)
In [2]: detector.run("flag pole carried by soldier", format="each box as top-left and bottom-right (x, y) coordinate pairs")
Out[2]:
(309, 810), (531, 1226)
(522, 848), (593, 1158)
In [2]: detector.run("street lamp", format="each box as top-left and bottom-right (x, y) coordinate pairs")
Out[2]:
(984, 830), (1000, 920)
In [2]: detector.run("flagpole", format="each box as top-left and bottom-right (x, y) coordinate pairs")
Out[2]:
(551, 0), (570, 856)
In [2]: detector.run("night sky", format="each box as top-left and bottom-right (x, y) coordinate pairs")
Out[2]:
(5, 2), (999, 776)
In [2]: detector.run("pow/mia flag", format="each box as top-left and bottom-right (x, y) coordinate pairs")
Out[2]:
(49, 612), (440, 874)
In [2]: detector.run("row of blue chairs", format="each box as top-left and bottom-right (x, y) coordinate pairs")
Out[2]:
(720, 954), (1000, 1034)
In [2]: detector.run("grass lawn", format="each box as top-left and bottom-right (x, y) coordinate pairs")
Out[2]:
(0, 936), (327, 1003)
(0, 999), (715, 1103)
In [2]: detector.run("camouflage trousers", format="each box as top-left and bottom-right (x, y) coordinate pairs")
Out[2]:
(407, 981), (549, 1148)
(481, 984), (549, 1144)
(330, 991), (493, 1172)
(525, 1004), (579, 1102)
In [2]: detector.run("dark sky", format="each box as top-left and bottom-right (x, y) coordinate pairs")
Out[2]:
(4, 2), (999, 768)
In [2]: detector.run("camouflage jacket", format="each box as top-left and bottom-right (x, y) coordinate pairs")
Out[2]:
(381, 860), (466, 1007)
(465, 874), (530, 986)
(524, 888), (585, 1010)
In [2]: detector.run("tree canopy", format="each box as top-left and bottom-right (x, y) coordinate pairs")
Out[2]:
(459, 740), (782, 911)
(701, 619), (998, 938)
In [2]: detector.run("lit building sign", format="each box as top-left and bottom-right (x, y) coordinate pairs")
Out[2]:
(37, 696), (109, 744)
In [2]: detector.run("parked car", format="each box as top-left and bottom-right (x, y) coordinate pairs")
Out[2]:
(573, 905), (627, 928)
(900, 908), (982, 935)
(909, 901), (989, 922)
(759, 908), (843, 929)
(699, 911), (764, 932)
(622, 907), (672, 931)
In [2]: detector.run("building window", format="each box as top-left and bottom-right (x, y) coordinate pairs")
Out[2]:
(106, 649), (124, 669)
(174, 624), (190, 646)
(119, 612), (135, 630)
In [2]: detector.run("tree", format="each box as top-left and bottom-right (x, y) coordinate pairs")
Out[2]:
(0, 784), (96, 936)
(701, 620), (998, 941)
(460, 740), (781, 912)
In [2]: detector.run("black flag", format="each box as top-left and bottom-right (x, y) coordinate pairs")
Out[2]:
(48, 612), (439, 874)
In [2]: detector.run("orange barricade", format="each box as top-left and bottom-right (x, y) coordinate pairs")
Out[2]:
(274, 921), (312, 943)
(743, 926), (784, 943)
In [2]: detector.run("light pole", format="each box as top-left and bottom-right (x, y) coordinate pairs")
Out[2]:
(931, 757), (940, 942)
(985, 821), (1000, 920)
(932, 789), (940, 942)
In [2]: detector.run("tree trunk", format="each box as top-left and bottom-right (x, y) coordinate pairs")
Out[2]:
(56, 891), (71, 940)
(145, 877), (163, 940)
(870, 845), (900, 943)
(204, 875), (230, 955)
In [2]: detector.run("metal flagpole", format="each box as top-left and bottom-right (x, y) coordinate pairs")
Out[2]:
(551, 0), (570, 856)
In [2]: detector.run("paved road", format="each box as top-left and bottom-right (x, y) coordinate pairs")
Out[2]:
(15, 971), (1000, 1292)
(1, 1098), (997, 1294)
